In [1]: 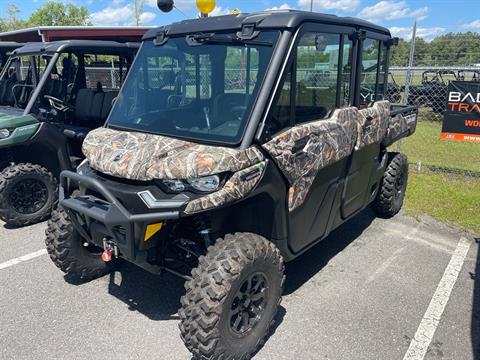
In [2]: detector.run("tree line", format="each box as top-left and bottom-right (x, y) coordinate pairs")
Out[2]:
(391, 32), (480, 67)
(0, 2), (91, 30)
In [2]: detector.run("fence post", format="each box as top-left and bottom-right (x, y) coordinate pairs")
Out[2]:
(110, 59), (116, 89)
(403, 20), (417, 106)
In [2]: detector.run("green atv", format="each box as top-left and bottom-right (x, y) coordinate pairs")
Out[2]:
(0, 41), (137, 227)
(46, 10), (417, 360)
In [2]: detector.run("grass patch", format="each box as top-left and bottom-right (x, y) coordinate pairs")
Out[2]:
(404, 172), (480, 236)
(402, 120), (480, 173)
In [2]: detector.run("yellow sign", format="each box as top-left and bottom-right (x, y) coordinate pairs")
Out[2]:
(196, 0), (216, 14)
(144, 223), (163, 241)
(231, 8), (241, 15)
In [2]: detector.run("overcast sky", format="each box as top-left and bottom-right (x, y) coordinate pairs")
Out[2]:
(15, 0), (480, 40)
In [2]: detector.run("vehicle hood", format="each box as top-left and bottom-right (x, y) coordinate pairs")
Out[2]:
(0, 112), (37, 128)
(82, 127), (265, 180)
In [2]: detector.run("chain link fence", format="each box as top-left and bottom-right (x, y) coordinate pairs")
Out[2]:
(387, 66), (480, 182)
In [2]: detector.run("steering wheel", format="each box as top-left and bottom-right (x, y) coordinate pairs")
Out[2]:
(44, 95), (72, 112)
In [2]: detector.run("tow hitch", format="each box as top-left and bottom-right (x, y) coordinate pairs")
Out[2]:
(101, 238), (118, 262)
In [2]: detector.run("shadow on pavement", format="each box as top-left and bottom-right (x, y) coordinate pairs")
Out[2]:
(66, 261), (184, 321)
(107, 261), (185, 320)
(472, 237), (479, 359)
(66, 207), (375, 350)
(284, 207), (376, 295)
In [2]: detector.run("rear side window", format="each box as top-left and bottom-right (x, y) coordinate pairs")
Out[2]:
(360, 38), (380, 108)
(295, 32), (341, 124)
(84, 54), (130, 91)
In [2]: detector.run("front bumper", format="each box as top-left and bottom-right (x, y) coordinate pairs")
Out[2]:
(60, 170), (185, 261)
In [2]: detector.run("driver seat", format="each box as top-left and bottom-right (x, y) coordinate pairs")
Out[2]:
(211, 93), (249, 128)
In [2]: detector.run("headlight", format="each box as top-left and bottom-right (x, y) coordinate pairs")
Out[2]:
(162, 179), (186, 192)
(188, 175), (220, 192)
(76, 159), (91, 175)
(0, 129), (10, 139)
(160, 175), (221, 193)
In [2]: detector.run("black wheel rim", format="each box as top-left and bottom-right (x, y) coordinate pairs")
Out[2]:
(9, 178), (48, 214)
(229, 272), (268, 336)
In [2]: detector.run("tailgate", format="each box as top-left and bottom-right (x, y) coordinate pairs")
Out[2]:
(383, 104), (418, 146)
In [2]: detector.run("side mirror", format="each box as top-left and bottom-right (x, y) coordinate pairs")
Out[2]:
(157, 0), (174, 12)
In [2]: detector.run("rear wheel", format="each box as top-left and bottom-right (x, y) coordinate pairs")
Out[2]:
(0, 163), (57, 227)
(45, 207), (113, 280)
(373, 152), (409, 218)
(179, 232), (285, 360)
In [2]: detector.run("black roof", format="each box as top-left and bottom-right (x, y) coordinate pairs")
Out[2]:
(0, 41), (23, 49)
(143, 10), (390, 40)
(11, 40), (139, 56)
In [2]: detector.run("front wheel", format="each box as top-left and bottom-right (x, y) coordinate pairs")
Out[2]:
(0, 163), (57, 227)
(45, 207), (114, 280)
(373, 152), (409, 218)
(179, 233), (285, 360)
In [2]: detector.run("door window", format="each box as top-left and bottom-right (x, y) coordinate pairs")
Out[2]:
(360, 38), (380, 108)
(295, 32), (341, 123)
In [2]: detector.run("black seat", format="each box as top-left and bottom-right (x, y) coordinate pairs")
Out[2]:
(101, 91), (118, 121)
(211, 93), (249, 128)
(74, 88), (95, 122)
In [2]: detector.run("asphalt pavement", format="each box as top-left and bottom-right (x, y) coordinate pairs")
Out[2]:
(0, 209), (478, 360)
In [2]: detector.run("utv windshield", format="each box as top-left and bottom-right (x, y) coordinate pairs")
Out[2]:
(107, 32), (279, 144)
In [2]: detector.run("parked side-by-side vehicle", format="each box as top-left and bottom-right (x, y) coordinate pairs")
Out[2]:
(44, 10), (417, 360)
(0, 41), (138, 226)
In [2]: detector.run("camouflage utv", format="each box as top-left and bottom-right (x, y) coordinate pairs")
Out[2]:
(46, 10), (417, 360)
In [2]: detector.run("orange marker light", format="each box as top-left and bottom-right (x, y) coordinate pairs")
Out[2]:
(101, 249), (113, 262)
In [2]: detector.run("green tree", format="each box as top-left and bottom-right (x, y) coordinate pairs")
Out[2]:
(0, 4), (28, 31)
(390, 38), (410, 66)
(27, 1), (91, 27)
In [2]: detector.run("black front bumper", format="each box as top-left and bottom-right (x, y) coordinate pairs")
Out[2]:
(60, 170), (184, 261)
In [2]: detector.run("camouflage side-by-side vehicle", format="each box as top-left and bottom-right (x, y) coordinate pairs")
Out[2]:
(45, 10), (417, 360)
(0, 41), (138, 226)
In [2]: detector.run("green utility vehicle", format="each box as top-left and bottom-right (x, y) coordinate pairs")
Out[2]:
(0, 41), (138, 226)
(46, 10), (417, 359)
(0, 42), (23, 71)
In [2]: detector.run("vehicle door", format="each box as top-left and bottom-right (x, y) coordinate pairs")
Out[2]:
(341, 34), (391, 218)
(261, 24), (358, 253)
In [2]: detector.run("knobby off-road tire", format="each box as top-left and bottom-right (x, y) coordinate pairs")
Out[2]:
(373, 152), (409, 218)
(179, 233), (285, 360)
(0, 163), (57, 227)
(45, 207), (113, 280)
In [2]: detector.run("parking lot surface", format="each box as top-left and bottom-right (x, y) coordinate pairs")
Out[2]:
(1, 209), (478, 360)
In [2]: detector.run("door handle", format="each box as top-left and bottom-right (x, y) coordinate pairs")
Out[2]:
(292, 136), (310, 154)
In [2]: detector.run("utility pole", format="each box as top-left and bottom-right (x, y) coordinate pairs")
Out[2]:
(310, 0), (314, 12)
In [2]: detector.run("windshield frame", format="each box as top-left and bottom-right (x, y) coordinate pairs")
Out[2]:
(105, 31), (282, 147)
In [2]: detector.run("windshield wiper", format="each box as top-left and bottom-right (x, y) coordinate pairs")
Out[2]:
(185, 33), (272, 47)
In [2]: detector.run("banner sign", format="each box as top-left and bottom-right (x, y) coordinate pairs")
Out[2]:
(442, 81), (480, 143)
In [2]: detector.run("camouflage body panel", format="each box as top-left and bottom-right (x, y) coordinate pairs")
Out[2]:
(356, 101), (390, 149)
(384, 111), (417, 145)
(83, 127), (264, 181)
(185, 162), (266, 214)
(262, 107), (358, 211)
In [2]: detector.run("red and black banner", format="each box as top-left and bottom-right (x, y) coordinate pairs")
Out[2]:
(442, 81), (480, 143)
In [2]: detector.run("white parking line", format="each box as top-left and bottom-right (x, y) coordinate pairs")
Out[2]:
(403, 237), (471, 360)
(0, 249), (47, 270)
